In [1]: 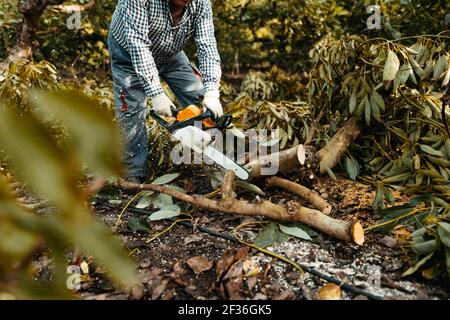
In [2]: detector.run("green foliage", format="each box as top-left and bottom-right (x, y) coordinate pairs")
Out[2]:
(309, 33), (450, 277)
(342, 0), (449, 39)
(0, 60), (59, 113)
(36, 1), (115, 74)
(227, 95), (310, 149)
(253, 223), (289, 248)
(239, 66), (305, 101)
(213, 0), (350, 70)
(0, 90), (136, 298)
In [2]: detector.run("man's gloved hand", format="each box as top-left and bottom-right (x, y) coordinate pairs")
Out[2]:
(152, 93), (175, 117)
(202, 90), (223, 119)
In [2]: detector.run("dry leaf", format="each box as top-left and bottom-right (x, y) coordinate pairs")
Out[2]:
(186, 256), (213, 275)
(184, 234), (203, 245)
(215, 248), (237, 281)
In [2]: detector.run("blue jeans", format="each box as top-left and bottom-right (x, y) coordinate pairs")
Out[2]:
(108, 32), (204, 178)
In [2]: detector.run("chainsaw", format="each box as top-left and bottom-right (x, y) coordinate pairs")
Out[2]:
(150, 105), (250, 180)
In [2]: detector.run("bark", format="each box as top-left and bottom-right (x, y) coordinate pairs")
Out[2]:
(244, 144), (319, 181)
(266, 176), (332, 214)
(221, 170), (236, 200)
(119, 180), (364, 245)
(245, 117), (361, 179)
(318, 117), (361, 174)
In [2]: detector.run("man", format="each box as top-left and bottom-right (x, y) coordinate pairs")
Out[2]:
(108, 0), (223, 183)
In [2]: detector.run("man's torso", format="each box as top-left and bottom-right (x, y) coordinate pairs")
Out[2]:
(110, 0), (202, 65)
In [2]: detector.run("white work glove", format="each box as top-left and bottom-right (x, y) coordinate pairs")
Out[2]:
(202, 90), (223, 119)
(152, 93), (175, 117)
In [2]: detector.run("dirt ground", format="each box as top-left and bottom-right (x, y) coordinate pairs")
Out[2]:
(29, 168), (444, 301)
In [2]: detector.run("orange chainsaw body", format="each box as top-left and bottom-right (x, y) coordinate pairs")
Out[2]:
(176, 105), (216, 128)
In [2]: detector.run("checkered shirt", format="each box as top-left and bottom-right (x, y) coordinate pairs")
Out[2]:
(110, 0), (222, 97)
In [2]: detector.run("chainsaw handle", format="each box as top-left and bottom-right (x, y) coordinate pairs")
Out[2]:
(150, 107), (233, 132)
(149, 109), (173, 130)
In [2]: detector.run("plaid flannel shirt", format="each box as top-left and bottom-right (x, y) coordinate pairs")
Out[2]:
(110, 0), (222, 97)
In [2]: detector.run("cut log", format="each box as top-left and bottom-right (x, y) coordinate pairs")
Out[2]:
(266, 176), (332, 214)
(244, 118), (361, 179)
(221, 170), (236, 200)
(244, 144), (319, 180)
(119, 180), (364, 245)
(318, 117), (361, 174)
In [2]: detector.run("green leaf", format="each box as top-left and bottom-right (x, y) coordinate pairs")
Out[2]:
(383, 49), (400, 81)
(253, 223), (289, 248)
(278, 224), (312, 241)
(324, 165), (337, 181)
(236, 181), (265, 196)
(30, 90), (122, 177)
(446, 248), (450, 277)
(402, 252), (434, 277)
(409, 56), (424, 79)
(412, 239), (437, 255)
(381, 172), (410, 184)
(344, 155), (359, 180)
(0, 104), (76, 210)
(364, 95), (371, 125)
(437, 222), (450, 248)
(420, 145), (444, 157)
(433, 55), (449, 80)
(349, 92), (357, 114)
(149, 205), (181, 221)
(165, 184), (186, 193)
(394, 63), (411, 91)
(153, 193), (173, 208)
(372, 91), (385, 111)
(370, 94), (381, 122)
(127, 218), (151, 233)
(151, 173), (180, 185)
(135, 193), (156, 209)
(372, 183), (385, 211)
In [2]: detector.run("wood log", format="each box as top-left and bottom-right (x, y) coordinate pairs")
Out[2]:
(119, 180), (364, 245)
(244, 144), (319, 180)
(318, 117), (361, 174)
(221, 170), (236, 200)
(266, 176), (332, 214)
(244, 117), (361, 179)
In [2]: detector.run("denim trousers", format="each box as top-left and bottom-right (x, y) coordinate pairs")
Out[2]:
(108, 32), (204, 178)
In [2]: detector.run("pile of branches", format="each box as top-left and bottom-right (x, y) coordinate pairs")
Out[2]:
(308, 33), (450, 278)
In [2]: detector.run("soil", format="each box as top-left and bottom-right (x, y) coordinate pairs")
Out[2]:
(30, 167), (445, 301)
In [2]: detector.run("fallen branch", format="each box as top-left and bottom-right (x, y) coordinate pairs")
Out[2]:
(119, 180), (364, 245)
(221, 170), (236, 200)
(318, 117), (361, 174)
(244, 144), (319, 181)
(266, 176), (332, 214)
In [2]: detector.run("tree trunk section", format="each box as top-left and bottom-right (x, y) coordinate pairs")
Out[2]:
(318, 117), (361, 174)
(119, 180), (364, 245)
